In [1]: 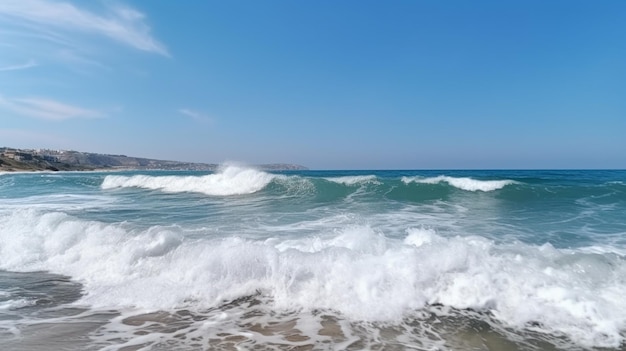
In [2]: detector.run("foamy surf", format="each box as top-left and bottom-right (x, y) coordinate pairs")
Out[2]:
(1, 209), (625, 349)
(101, 165), (276, 196)
(2, 169), (626, 350)
(402, 175), (516, 192)
(323, 175), (380, 186)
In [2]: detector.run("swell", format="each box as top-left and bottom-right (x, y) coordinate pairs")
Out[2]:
(99, 169), (626, 208)
(305, 175), (519, 203)
(495, 181), (626, 206)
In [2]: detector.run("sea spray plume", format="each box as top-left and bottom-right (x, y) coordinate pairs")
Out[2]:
(101, 165), (276, 195)
(402, 175), (516, 192)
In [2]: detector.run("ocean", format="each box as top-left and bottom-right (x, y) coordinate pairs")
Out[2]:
(1, 167), (625, 350)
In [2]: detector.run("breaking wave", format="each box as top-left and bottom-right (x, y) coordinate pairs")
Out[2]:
(101, 165), (276, 196)
(1, 209), (625, 348)
(402, 175), (516, 192)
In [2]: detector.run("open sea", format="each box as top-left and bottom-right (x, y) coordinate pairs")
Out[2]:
(1, 167), (625, 351)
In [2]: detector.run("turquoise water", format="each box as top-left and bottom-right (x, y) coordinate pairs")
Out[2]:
(1, 167), (625, 350)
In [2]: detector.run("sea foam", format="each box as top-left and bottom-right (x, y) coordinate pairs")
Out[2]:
(402, 175), (516, 192)
(101, 165), (276, 196)
(1, 210), (625, 348)
(323, 175), (380, 186)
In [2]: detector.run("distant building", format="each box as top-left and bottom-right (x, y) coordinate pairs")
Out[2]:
(1, 150), (34, 161)
(2, 150), (17, 159)
(42, 155), (59, 162)
(15, 152), (34, 161)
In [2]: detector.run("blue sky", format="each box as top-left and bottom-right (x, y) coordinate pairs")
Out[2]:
(0, 0), (624, 169)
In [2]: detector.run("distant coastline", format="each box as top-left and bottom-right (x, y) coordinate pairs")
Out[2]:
(0, 147), (307, 172)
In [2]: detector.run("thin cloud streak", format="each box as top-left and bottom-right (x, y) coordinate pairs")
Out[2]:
(0, 0), (168, 56)
(0, 59), (38, 71)
(55, 49), (111, 73)
(0, 94), (103, 121)
(179, 108), (213, 123)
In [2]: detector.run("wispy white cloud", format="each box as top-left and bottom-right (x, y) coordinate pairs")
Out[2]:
(0, 59), (38, 71)
(0, 0), (168, 56)
(54, 49), (111, 74)
(0, 94), (103, 121)
(179, 108), (213, 123)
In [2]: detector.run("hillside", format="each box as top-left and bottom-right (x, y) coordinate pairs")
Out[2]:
(0, 148), (307, 172)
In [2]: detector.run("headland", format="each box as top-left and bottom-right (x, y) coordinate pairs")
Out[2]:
(0, 147), (307, 172)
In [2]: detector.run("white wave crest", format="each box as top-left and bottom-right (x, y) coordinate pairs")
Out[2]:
(101, 166), (276, 196)
(402, 175), (516, 192)
(323, 175), (380, 186)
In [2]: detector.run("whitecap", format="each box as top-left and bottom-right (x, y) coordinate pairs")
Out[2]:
(402, 175), (516, 192)
(101, 165), (276, 196)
